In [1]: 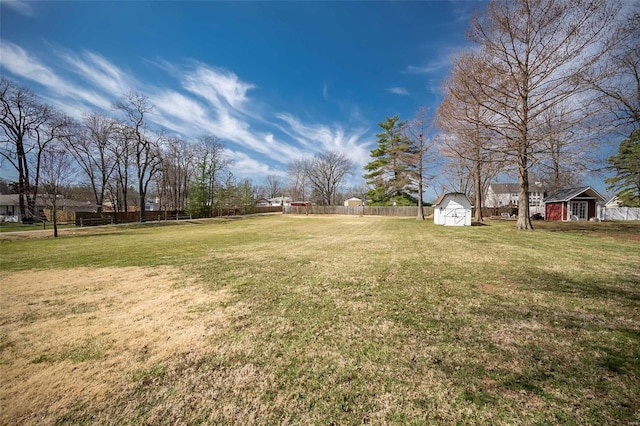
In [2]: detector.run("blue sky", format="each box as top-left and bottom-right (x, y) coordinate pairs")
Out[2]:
(2, 1), (487, 200)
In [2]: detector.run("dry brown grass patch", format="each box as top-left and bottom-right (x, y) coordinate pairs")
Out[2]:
(0, 266), (230, 424)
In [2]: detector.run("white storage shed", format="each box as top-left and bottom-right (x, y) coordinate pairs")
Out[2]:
(433, 192), (473, 226)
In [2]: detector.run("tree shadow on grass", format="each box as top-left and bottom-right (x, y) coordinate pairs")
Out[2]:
(518, 267), (640, 304)
(455, 274), (640, 422)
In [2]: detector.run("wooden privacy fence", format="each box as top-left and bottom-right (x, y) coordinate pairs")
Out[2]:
(75, 210), (195, 226)
(284, 205), (434, 217)
(73, 206), (284, 226)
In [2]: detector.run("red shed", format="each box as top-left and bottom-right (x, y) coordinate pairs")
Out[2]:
(544, 187), (605, 221)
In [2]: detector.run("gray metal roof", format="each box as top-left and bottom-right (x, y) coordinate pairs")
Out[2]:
(544, 187), (605, 203)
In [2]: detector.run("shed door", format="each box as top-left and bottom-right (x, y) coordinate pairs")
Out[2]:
(570, 201), (587, 220)
(444, 208), (466, 226)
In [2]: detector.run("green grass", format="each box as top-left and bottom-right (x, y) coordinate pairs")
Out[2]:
(1, 216), (639, 424)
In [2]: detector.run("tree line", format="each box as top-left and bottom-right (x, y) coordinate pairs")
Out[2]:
(0, 81), (356, 228)
(2, 0), (638, 232)
(364, 0), (639, 228)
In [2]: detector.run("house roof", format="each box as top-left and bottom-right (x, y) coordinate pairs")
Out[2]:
(489, 182), (545, 194)
(0, 194), (96, 209)
(0, 194), (20, 205)
(544, 187), (605, 203)
(489, 183), (520, 194)
(433, 192), (473, 208)
(605, 196), (620, 207)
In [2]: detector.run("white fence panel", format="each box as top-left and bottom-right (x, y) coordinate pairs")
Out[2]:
(599, 207), (640, 221)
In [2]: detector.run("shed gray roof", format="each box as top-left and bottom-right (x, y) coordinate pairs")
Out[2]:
(433, 192), (473, 207)
(544, 187), (605, 203)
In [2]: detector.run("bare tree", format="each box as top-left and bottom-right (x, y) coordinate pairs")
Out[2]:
(40, 142), (74, 237)
(404, 107), (437, 220)
(466, 0), (616, 229)
(114, 92), (162, 221)
(156, 136), (196, 212)
(583, 4), (640, 131)
(61, 112), (117, 213)
(436, 52), (506, 221)
(0, 78), (64, 221)
(305, 150), (353, 205)
(189, 135), (230, 217)
(532, 105), (594, 193)
(107, 120), (134, 214)
(287, 159), (309, 201)
(264, 174), (283, 199)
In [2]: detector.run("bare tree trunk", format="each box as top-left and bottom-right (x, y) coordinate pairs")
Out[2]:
(474, 159), (483, 222)
(52, 199), (58, 238)
(416, 177), (424, 220)
(516, 152), (532, 230)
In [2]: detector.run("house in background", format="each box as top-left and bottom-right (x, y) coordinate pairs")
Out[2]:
(544, 187), (604, 221)
(0, 194), (48, 222)
(343, 196), (363, 207)
(604, 196), (622, 208)
(255, 198), (270, 207)
(599, 195), (640, 220)
(0, 194), (96, 222)
(485, 182), (546, 215)
(145, 197), (161, 211)
(433, 192), (473, 226)
(0, 194), (24, 222)
(268, 196), (291, 207)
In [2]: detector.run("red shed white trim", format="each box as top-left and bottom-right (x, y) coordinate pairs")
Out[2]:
(544, 187), (604, 221)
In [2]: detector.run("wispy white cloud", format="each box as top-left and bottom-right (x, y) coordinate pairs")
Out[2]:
(388, 87), (409, 96)
(2, 0), (34, 16)
(183, 65), (254, 113)
(0, 41), (372, 182)
(0, 41), (112, 111)
(61, 50), (134, 97)
(404, 60), (450, 75)
(149, 87), (305, 164)
(228, 150), (280, 178)
(274, 113), (371, 167)
(449, 0), (480, 24)
(148, 90), (211, 135)
(322, 83), (330, 100)
(0, 41), (63, 88)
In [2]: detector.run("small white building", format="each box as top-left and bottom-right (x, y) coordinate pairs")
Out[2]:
(343, 197), (363, 207)
(433, 192), (473, 226)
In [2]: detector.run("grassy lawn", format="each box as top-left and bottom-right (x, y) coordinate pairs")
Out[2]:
(1, 216), (639, 424)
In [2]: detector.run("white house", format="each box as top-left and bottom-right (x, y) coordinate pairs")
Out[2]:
(485, 182), (545, 207)
(604, 196), (621, 208)
(268, 196), (291, 207)
(433, 192), (473, 226)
